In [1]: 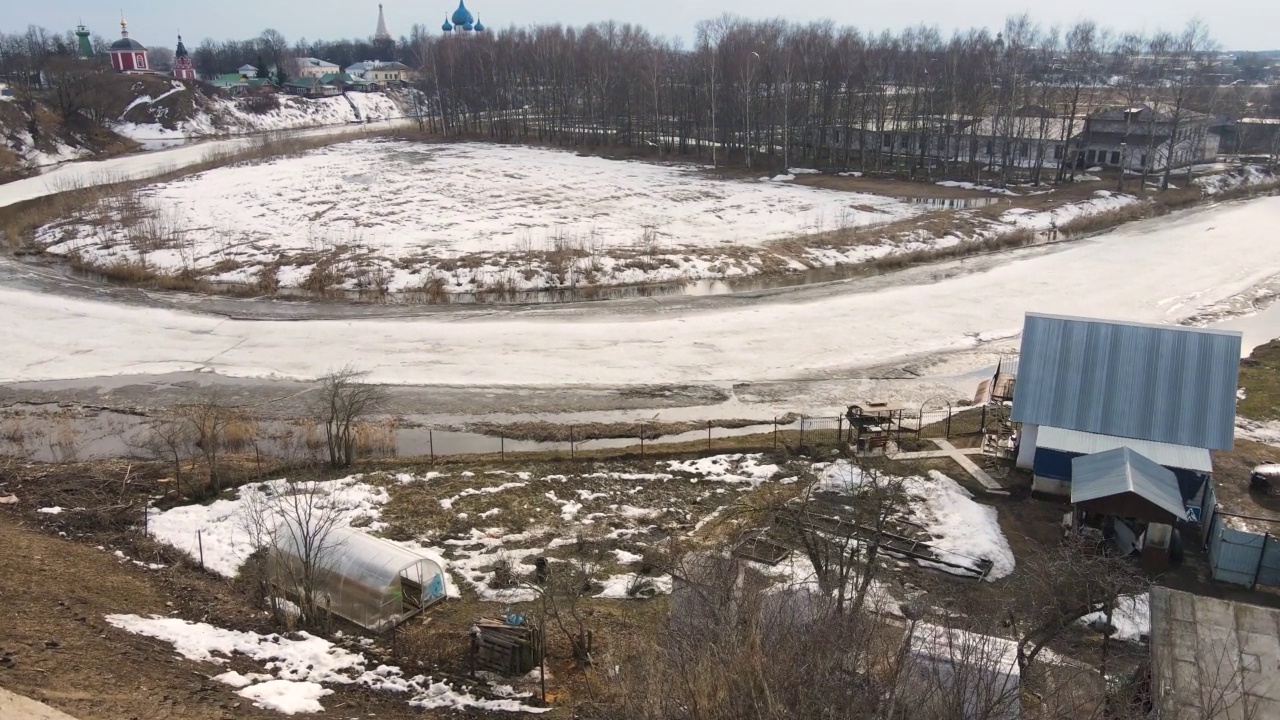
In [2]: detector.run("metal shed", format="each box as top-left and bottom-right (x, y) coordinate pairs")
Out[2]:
(269, 524), (448, 632)
(1011, 313), (1241, 451)
(1070, 447), (1185, 525)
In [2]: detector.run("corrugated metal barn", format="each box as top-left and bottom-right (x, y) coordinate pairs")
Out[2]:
(1010, 313), (1241, 497)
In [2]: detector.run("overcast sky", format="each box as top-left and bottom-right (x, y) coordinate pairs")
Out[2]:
(8, 0), (1279, 51)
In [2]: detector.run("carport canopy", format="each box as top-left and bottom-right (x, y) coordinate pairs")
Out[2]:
(1071, 447), (1187, 524)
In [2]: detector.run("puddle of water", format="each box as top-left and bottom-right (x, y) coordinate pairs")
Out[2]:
(900, 196), (1003, 210)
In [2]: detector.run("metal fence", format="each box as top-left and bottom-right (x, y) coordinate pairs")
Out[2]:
(402, 405), (991, 463)
(1205, 507), (1280, 589)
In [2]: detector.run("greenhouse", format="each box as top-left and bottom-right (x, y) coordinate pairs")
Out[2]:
(268, 524), (448, 632)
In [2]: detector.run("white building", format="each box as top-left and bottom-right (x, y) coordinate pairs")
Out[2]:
(294, 57), (340, 79)
(345, 61), (411, 83)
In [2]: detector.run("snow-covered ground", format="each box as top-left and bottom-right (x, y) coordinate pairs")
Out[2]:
(34, 140), (923, 293)
(1194, 165), (1277, 196)
(3, 129), (91, 167)
(1079, 593), (1151, 644)
(5, 196), (1280, 389)
(106, 614), (546, 714)
(1000, 190), (1138, 231)
(146, 456), (788, 606)
(114, 89), (406, 141)
(818, 463), (1016, 581)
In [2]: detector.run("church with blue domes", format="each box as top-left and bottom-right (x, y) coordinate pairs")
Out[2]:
(441, 0), (486, 33)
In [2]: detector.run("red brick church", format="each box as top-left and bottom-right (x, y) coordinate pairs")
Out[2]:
(108, 17), (149, 72)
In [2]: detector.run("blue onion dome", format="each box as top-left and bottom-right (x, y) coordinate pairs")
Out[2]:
(451, 0), (474, 27)
(462, 22), (474, 31)
(441, 16), (453, 31)
(473, 16), (485, 32)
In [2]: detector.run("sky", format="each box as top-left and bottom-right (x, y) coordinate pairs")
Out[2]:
(6, 0), (1279, 52)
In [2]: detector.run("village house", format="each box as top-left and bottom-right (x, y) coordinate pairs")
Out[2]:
(345, 61), (411, 84)
(319, 72), (380, 92)
(282, 76), (341, 98)
(1072, 104), (1221, 173)
(294, 57), (341, 79)
(209, 73), (278, 96)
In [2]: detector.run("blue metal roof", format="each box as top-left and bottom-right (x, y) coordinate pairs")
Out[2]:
(1010, 313), (1241, 451)
(1071, 447), (1186, 521)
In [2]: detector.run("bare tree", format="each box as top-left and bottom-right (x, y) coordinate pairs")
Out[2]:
(1002, 536), (1147, 677)
(245, 479), (350, 629)
(165, 389), (245, 496)
(312, 365), (390, 469)
(129, 413), (196, 498)
(780, 457), (908, 615)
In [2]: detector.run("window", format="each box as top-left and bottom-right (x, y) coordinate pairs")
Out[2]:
(883, 134), (893, 150)
(1085, 150), (1096, 163)
(1110, 151), (1121, 165)
(899, 135), (909, 149)
(135, 53), (146, 68)
(1053, 145), (1063, 160)
(1019, 143), (1029, 157)
(985, 140), (994, 156)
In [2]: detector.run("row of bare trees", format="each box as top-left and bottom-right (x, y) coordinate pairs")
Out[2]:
(132, 366), (388, 500)
(397, 15), (1251, 181)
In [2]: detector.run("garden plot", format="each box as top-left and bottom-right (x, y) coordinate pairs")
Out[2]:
(105, 614), (546, 715)
(33, 140), (922, 294)
(386, 455), (797, 603)
(145, 455), (799, 607)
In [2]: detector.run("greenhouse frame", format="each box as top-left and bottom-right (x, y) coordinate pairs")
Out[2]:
(268, 524), (447, 632)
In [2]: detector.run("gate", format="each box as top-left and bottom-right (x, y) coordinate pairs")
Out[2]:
(1206, 510), (1280, 589)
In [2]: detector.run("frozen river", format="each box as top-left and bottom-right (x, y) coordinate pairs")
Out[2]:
(1, 135), (1279, 418)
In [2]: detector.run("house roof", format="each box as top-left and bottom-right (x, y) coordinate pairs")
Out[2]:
(1070, 447), (1187, 521)
(1036, 426), (1213, 473)
(346, 61), (409, 72)
(297, 57), (339, 68)
(1010, 313), (1241, 450)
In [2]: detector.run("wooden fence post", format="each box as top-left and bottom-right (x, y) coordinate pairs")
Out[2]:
(197, 529), (205, 570)
(429, 429), (435, 462)
(799, 416), (805, 448)
(570, 426), (575, 459)
(837, 415), (844, 445)
(707, 421), (712, 451)
(640, 423), (645, 456)
(773, 418), (778, 450)
(501, 435), (505, 460)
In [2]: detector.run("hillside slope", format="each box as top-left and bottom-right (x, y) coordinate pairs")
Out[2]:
(115, 78), (408, 142)
(2, 73), (408, 182)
